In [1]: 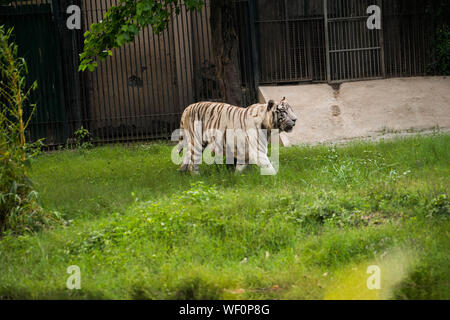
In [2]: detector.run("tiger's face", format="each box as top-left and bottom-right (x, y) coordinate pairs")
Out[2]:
(269, 98), (298, 133)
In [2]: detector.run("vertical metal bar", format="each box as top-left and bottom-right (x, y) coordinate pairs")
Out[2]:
(110, 0), (123, 142)
(79, 2), (87, 135)
(283, 0), (292, 81)
(98, 0), (115, 142)
(118, 23), (135, 140)
(402, 10), (407, 77)
(87, 0), (105, 143)
(379, 0), (386, 78)
(369, 1), (375, 78)
(407, 8), (412, 76)
(130, 17), (146, 141)
(356, 9), (364, 78)
(248, 0), (260, 87)
(51, 0), (69, 143)
(180, 4), (194, 106)
(414, 6), (419, 76)
(418, 11), (425, 75)
(323, 0), (331, 82)
(268, 24), (274, 83)
(148, 26), (163, 137)
(276, 20), (282, 81)
(177, 5), (189, 108)
(169, 5), (181, 134)
(343, 0), (351, 79)
(240, 1), (251, 104)
(197, 1), (210, 99)
(306, 20), (313, 80)
(347, 2), (352, 80)
(80, 1), (91, 137)
(141, 27), (155, 138)
(33, 0), (45, 143)
(107, 0), (125, 142)
(137, 27), (149, 140)
(157, 27), (168, 136)
(334, 5), (339, 80)
(342, 0), (347, 80)
(143, 26), (155, 140)
(364, 7), (370, 78)
(198, 0), (208, 100)
(342, 1), (347, 80)
(295, 19), (300, 79)
(125, 42), (138, 141)
(168, 6), (181, 131)
(203, 1), (214, 98)
(244, 0), (256, 103)
(346, 0), (351, 80)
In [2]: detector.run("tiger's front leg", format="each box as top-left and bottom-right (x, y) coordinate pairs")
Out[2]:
(258, 155), (276, 175)
(248, 146), (276, 175)
(235, 164), (247, 173)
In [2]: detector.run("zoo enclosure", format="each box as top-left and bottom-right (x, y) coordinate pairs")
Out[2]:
(252, 0), (435, 84)
(0, 0), (438, 146)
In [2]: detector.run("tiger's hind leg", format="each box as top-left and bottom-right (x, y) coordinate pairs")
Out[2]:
(180, 153), (190, 173)
(190, 143), (207, 175)
(180, 141), (193, 173)
(178, 139), (188, 172)
(180, 154), (199, 175)
(180, 141), (203, 175)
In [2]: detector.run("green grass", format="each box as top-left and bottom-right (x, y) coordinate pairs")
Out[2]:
(0, 134), (449, 299)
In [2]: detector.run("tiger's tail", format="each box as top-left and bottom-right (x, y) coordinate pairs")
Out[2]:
(177, 116), (185, 155)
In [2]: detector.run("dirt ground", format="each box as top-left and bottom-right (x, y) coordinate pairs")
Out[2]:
(258, 76), (450, 145)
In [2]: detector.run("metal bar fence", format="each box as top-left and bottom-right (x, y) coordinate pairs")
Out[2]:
(79, 0), (223, 145)
(253, 0), (326, 84)
(250, 0), (436, 84)
(0, 0), (253, 148)
(326, 0), (384, 82)
(0, 0), (439, 147)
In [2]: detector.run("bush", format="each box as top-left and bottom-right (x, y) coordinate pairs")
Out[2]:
(0, 26), (62, 236)
(428, 24), (450, 75)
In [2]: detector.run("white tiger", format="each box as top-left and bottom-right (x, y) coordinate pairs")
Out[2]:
(176, 98), (297, 174)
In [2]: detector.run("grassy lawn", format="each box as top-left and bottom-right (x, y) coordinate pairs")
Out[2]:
(0, 134), (449, 299)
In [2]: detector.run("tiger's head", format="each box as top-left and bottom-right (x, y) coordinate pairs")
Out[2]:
(267, 97), (297, 133)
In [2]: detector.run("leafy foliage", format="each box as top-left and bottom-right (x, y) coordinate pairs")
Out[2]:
(425, 0), (450, 75)
(0, 26), (62, 236)
(79, 0), (204, 72)
(428, 24), (450, 75)
(72, 126), (93, 149)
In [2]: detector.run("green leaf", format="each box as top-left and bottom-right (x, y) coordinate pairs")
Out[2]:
(10, 180), (17, 194)
(78, 0), (203, 72)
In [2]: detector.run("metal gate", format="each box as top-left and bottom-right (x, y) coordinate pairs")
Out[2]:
(2, 0), (438, 146)
(253, 0), (327, 84)
(324, 0), (384, 82)
(252, 0), (389, 84)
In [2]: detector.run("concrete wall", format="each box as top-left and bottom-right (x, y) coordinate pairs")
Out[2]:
(259, 76), (450, 144)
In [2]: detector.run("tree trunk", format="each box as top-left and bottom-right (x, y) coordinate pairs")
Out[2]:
(210, 0), (242, 106)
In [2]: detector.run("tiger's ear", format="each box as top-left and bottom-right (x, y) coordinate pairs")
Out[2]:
(281, 97), (287, 103)
(267, 100), (275, 111)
